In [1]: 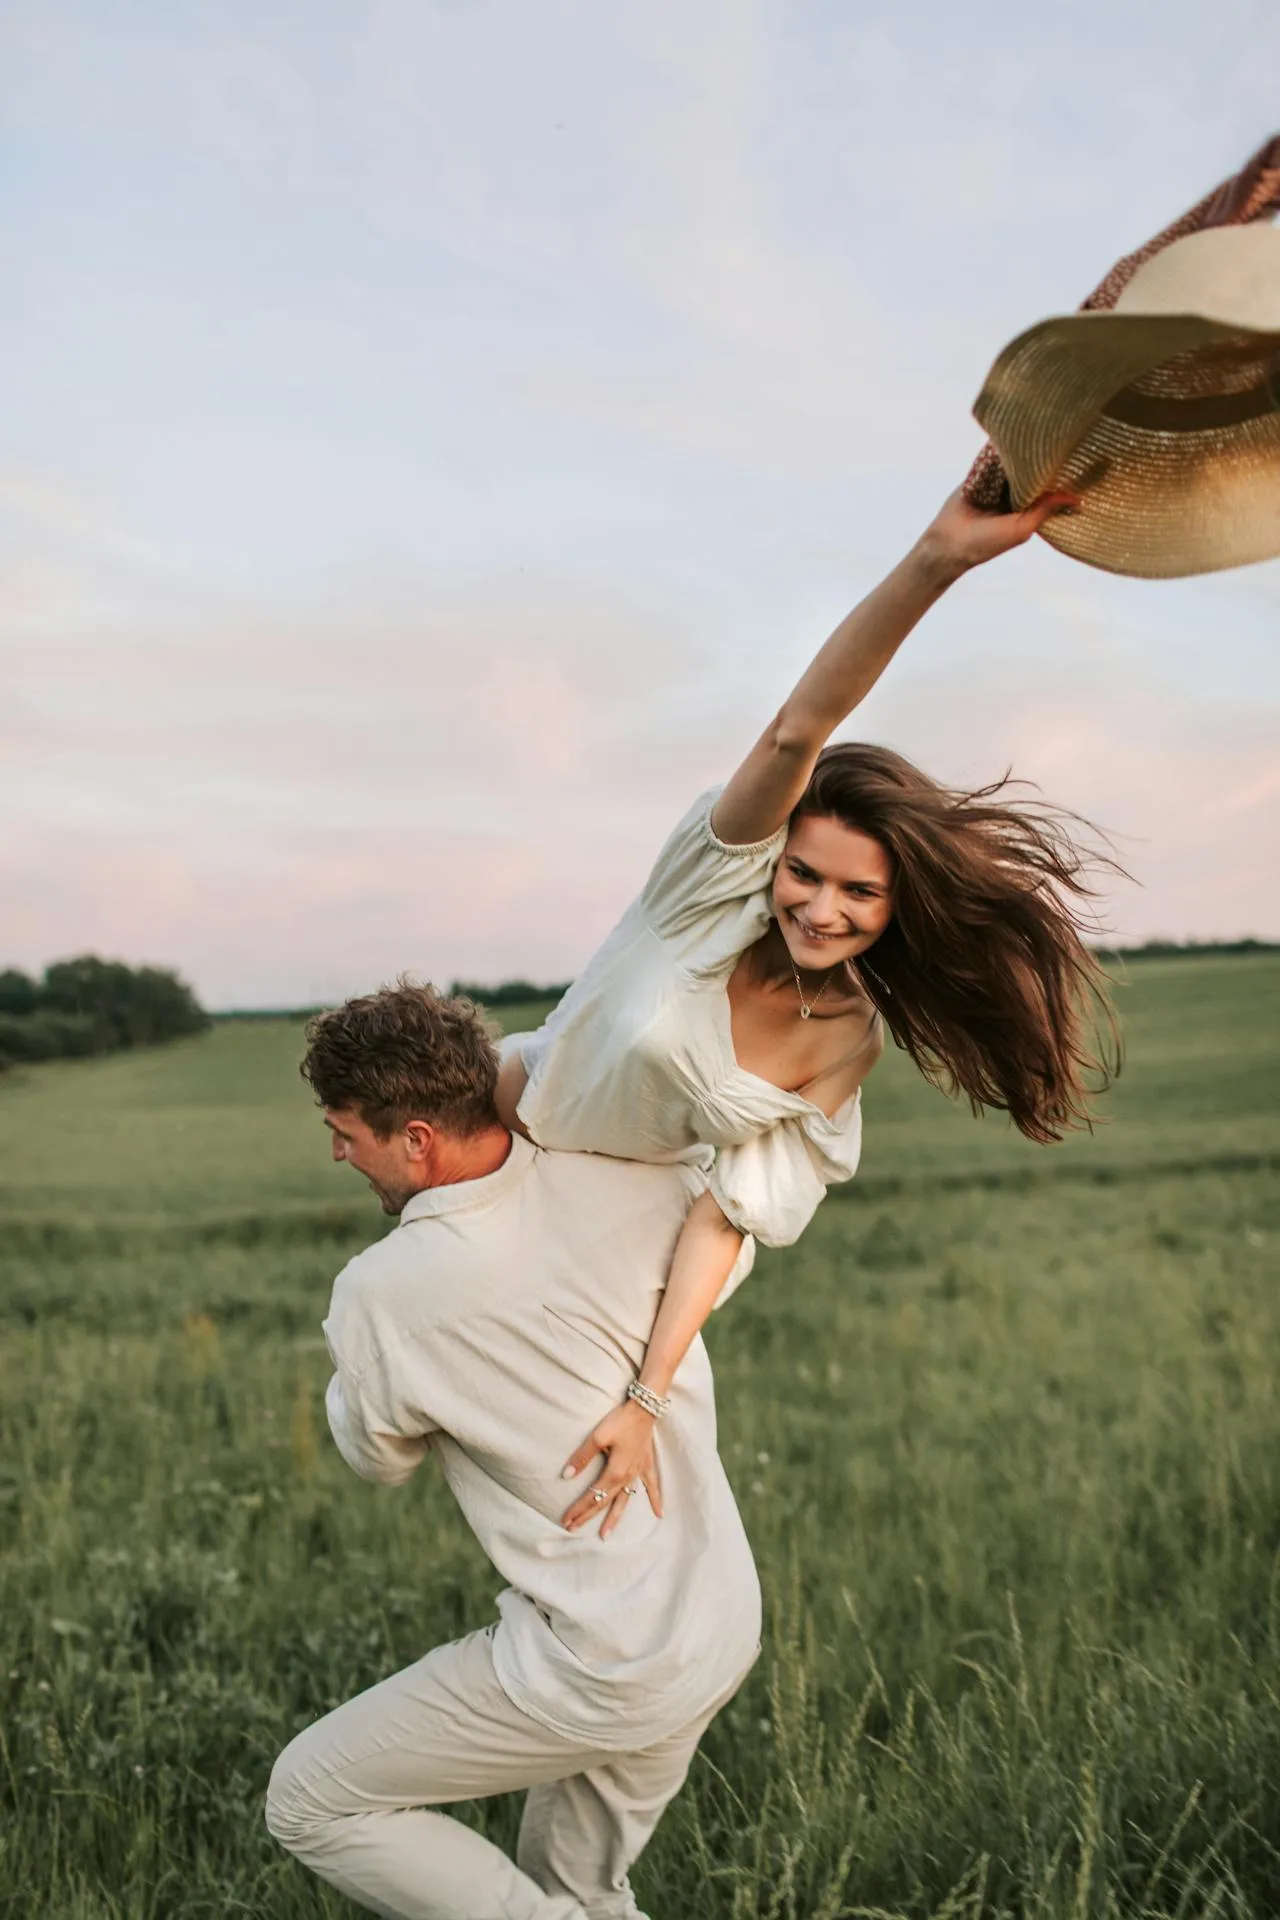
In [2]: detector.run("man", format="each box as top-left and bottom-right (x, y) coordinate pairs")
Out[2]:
(266, 981), (761, 1920)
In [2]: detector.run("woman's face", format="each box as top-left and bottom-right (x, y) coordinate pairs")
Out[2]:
(772, 813), (894, 970)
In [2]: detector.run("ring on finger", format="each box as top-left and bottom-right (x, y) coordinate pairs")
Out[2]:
(591, 1488), (607, 1504)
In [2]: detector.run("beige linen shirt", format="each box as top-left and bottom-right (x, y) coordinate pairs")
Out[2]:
(322, 1136), (761, 1750)
(513, 787), (868, 1249)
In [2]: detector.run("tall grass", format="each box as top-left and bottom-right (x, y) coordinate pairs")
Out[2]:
(1, 957), (1278, 1916)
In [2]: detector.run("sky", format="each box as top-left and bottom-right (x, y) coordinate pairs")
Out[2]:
(4, 0), (1278, 1008)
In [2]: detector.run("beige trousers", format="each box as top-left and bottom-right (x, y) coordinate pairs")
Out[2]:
(266, 1624), (750, 1920)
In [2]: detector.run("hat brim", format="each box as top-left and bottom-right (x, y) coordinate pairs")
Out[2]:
(973, 311), (1280, 577)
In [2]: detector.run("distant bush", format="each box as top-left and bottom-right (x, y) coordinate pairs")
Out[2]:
(449, 979), (570, 1007)
(1095, 938), (1279, 961)
(0, 1012), (101, 1064)
(0, 968), (40, 1017)
(0, 958), (210, 1072)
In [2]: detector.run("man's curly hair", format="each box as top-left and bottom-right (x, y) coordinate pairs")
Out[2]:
(300, 979), (500, 1138)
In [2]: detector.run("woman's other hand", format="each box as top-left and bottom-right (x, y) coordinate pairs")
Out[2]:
(560, 1398), (663, 1540)
(919, 485), (1082, 580)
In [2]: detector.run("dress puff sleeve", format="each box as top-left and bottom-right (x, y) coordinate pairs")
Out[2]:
(709, 1095), (864, 1249)
(639, 788), (788, 967)
(513, 787), (786, 1091)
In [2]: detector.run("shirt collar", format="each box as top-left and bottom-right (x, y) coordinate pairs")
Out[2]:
(397, 1131), (534, 1225)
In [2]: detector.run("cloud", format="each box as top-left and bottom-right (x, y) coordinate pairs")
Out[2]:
(0, 467), (174, 568)
(505, 5), (999, 482)
(1, 554), (728, 1003)
(854, 637), (1280, 947)
(4, 541), (1277, 1007)
(5, 0), (1279, 1005)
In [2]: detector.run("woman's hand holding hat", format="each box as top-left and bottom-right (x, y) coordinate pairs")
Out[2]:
(919, 485), (1082, 582)
(962, 134), (1280, 578)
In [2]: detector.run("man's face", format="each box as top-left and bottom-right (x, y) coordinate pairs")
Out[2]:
(323, 1108), (417, 1215)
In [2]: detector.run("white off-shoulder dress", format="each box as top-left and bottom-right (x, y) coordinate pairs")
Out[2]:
(513, 789), (871, 1264)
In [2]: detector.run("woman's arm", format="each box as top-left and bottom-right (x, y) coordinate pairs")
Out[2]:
(494, 1045), (533, 1141)
(711, 486), (1079, 848)
(560, 1189), (745, 1537)
(636, 1189), (745, 1399)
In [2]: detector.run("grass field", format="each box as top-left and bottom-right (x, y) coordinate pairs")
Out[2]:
(1, 955), (1278, 1918)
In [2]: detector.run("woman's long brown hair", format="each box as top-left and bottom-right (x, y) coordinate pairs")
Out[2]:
(793, 743), (1121, 1143)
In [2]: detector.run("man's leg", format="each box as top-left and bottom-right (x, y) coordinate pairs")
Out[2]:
(516, 1662), (755, 1920)
(266, 1625), (600, 1920)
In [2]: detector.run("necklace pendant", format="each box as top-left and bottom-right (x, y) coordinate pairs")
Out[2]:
(799, 1004), (811, 1019)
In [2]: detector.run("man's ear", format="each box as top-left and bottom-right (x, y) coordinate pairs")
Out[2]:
(402, 1119), (435, 1162)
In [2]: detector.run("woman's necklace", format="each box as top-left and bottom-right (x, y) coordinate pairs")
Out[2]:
(789, 960), (833, 1020)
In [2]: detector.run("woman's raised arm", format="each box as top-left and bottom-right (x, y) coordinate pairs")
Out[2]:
(710, 487), (1078, 848)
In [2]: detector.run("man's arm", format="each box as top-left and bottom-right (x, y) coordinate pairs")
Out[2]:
(324, 1364), (434, 1486)
(322, 1269), (438, 1486)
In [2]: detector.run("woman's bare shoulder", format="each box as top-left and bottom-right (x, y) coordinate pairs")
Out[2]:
(817, 973), (880, 1028)
(837, 992), (884, 1062)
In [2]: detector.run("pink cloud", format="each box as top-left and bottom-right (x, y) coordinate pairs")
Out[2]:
(5, 505), (1277, 1007)
(857, 653), (1280, 949)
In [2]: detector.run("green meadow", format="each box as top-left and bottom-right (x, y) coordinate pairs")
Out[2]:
(1, 954), (1278, 1918)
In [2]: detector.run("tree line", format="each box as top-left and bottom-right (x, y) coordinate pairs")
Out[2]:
(449, 978), (571, 1007)
(0, 957), (210, 1071)
(1096, 938), (1278, 960)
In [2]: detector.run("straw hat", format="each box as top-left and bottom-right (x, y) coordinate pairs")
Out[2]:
(971, 222), (1280, 578)
(962, 136), (1280, 577)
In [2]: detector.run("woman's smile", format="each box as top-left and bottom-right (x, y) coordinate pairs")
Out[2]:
(788, 911), (853, 946)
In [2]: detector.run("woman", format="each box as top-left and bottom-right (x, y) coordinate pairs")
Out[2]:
(496, 485), (1113, 1536)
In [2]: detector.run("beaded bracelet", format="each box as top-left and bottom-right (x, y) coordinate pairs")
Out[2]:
(627, 1379), (671, 1420)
